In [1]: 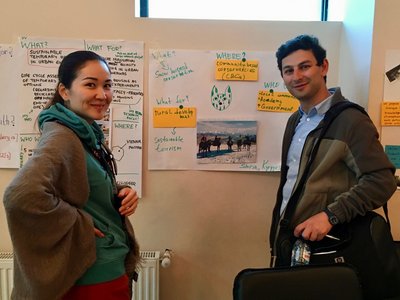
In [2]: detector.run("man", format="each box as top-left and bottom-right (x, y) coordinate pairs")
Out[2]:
(269, 34), (397, 267)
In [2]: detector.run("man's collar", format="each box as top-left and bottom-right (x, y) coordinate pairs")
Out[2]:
(299, 92), (333, 116)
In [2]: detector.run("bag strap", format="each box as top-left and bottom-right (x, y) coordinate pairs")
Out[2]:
(279, 101), (391, 230)
(382, 202), (391, 230)
(88, 141), (119, 194)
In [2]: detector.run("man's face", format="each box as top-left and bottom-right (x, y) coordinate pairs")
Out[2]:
(281, 49), (329, 108)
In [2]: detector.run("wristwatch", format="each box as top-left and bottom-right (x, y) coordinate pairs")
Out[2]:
(324, 207), (339, 225)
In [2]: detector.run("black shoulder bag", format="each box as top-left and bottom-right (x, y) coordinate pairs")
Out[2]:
(279, 101), (400, 300)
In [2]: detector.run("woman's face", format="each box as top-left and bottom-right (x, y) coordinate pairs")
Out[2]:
(59, 60), (113, 123)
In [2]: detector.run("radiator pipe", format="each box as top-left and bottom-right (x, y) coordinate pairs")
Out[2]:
(161, 248), (172, 268)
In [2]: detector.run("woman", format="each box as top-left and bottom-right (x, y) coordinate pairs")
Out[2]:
(3, 51), (140, 299)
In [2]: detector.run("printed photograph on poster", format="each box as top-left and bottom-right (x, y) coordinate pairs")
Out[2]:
(386, 63), (400, 82)
(196, 120), (257, 164)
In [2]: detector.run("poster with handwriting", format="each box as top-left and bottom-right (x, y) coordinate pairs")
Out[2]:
(0, 44), (19, 168)
(7, 36), (144, 195)
(382, 50), (400, 171)
(110, 106), (142, 194)
(148, 49), (293, 171)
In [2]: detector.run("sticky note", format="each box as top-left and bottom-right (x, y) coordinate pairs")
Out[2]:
(257, 90), (299, 112)
(385, 145), (400, 168)
(381, 101), (400, 126)
(153, 107), (196, 128)
(215, 59), (258, 81)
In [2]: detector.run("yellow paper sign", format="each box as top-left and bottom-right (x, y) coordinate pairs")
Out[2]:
(381, 101), (400, 126)
(215, 59), (259, 81)
(153, 107), (197, 128)
(257, 90), (299, 112)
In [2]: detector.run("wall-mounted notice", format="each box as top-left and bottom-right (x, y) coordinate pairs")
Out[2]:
(6, 37), (144, 196)
(257, 90), (299, 112)
(382, 50), (400, 166)
(0, 44), (19, 168)
(381, 101), (400, 126)
(384, 50), (400, 100)
(215, 59), (259, 81)
(385, 145), (400, 169)
(110, 106), (143, 195)
(153, 107), (197, 128)
(149, 49), (293, 172)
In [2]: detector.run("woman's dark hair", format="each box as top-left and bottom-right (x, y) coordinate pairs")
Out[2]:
(45, 50), (110, 109)
(276, 35), (327, 75)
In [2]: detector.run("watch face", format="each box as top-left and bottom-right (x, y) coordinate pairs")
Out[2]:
(325, 208), (339, 225)
(330, 215), (339, 225)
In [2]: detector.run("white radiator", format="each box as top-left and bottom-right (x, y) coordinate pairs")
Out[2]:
(0, 251), (160, 300)
(0, 252), (13, 300)
(133, 251), (160, 300)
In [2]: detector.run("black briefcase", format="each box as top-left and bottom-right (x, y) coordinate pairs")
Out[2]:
(233, 264), (362, 300)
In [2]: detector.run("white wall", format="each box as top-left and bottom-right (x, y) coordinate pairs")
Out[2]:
(368, 0), (400, 239)
(0, 0), (391, 299)
(338, 0), (375, 108)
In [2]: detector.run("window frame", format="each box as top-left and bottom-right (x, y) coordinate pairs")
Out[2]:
(137, 0), (330, 21)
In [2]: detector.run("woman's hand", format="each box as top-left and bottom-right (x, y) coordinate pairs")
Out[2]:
(117, 187), (139, 217)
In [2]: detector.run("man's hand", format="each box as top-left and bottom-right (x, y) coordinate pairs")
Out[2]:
(293, 212), (332, 241)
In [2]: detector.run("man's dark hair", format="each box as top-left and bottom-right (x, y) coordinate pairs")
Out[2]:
(276, 35), (327, 75)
